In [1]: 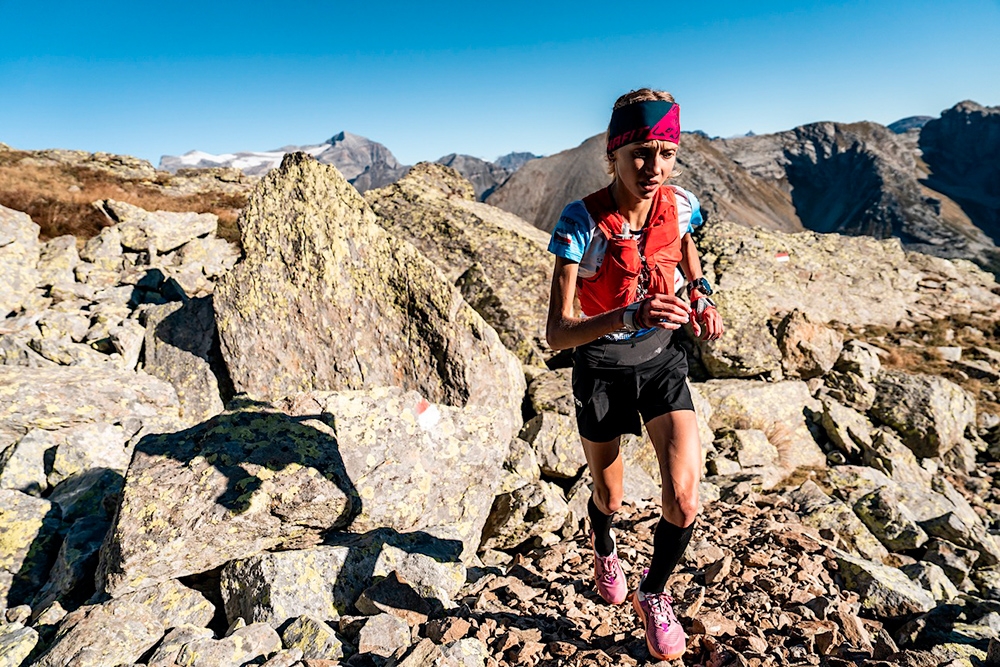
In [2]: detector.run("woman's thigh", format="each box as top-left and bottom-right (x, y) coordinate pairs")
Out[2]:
(645, 409), (702, 526)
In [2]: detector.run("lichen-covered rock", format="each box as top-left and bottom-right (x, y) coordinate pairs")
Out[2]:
(97, 402), (354, 597)
(0, 366), (181, 451)
(33, 599), (165, 667)
(45, 422), (129, 488)
(526, 368), (573, 416)
(280, 615), (344, 660)
(518, 412), (585, 479)
(799, 499), (889, 562)
(221, 546), (350, 627)
(871, 370), (976, 458)
(97, 199), (218, 254)
(480, 479), (570, 550)
(696, 288), (782, 377)
(498, 437), (540, 494)
(440, 637), (489, 667)
(141, 298), (225, 423)
(0, 429), (52, 495)
(356, 612), (409, 657)
(853, 486), (928, 552)
(0, 490), (62, 606)
(145, 624), (214, 666)
(819, 397), (873, 459)
(972, 567), (1000, 600)
(0, 205), (41, 318)
(776, 309), (844, 379)
(0, 623), (38, 667)
(902, 562), (960, 601)
(366, 163), (553, 365)
(278, 389), (510, 559)
(835, 340), (882, 380)
(112, 578), (215, 629)
(698, 379), (826, 470)
(174, 622), (280, 667)
(79, 225), (123, 270)
(834, 549), (935, 617)
(215, 153), (524, 434)
(36, 235), (80, 288)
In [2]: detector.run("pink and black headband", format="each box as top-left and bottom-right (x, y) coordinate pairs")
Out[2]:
(607, 100), (681, 153)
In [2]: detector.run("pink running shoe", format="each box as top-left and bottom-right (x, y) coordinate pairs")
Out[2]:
(632, 571), (686, 661)
(590, 530), (628, 605)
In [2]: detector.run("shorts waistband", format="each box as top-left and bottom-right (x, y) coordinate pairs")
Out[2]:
(574, 327), (675, 367)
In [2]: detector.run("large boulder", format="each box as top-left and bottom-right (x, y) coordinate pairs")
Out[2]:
(834, 549), (936, 617)
(870, 370), (976, 458)
(215, 153), (524, 433)
(776, 309), (844, 379)
(32, 599), (165, 667)
(698, 379), (826, 471)
(99, 387), (507, 596)
(141, 298), (225, 423)
(366, 163), (553, 366)
(0, 205), (41, 318)
(0, 490), (62, 607)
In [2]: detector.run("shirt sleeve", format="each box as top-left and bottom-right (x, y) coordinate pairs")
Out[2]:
(671, 186), (704, 236)
(547, 200), (591, 263)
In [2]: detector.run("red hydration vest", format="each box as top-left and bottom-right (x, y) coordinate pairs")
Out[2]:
(577, 186), (682, 318)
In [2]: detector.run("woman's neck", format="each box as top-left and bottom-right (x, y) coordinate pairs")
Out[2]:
(610, 180), (654, 230)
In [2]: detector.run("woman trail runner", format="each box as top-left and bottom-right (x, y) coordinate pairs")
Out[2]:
(545, 88), (724, 661)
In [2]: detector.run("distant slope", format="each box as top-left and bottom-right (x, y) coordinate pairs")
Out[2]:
(435, 154), (511, 200)
(485, 133), (801, 233)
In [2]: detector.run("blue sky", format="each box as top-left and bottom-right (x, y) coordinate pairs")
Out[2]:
(2, 0), (998, 166)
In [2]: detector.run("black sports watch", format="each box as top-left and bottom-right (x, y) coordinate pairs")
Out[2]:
(687, 277), (714, 296)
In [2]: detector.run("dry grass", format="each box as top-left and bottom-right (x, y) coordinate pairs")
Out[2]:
(843, 314), (1000, 418)
(732, 416), (798, 472)
(0, 152), (246, 243)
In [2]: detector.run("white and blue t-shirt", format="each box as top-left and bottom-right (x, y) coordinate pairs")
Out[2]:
(548, 185), (704, 285)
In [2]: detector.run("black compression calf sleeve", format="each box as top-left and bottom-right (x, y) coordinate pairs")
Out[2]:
(588, 496), (615, 556)
(640, 517), (695, 593)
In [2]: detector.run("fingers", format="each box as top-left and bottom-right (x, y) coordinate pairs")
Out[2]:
(644, 294), (691, 325)
(699, 311), (724, 341)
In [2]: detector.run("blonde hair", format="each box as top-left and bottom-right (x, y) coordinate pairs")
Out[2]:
(606, 88), (681, 178)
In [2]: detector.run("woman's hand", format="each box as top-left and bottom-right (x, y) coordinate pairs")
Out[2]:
(638, 293), (691, 330)
(691, 300), (724, 341)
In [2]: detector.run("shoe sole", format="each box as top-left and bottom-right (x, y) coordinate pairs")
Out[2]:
(632, 592), (685, 661)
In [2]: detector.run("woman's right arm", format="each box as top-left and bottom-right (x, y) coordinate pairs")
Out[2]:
(545, 257), (628, 351)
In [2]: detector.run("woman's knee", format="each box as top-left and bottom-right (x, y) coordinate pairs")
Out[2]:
(663, 490), (699, 526)
(592, 487), (624, 514)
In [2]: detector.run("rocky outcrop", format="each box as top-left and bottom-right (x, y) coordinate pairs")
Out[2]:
(216, 153), (524, 429)
(486, 132), (802, 234)
(0, 206), (41, 318)
(719, 118), (1000, 269)
(366, 162), (553, 365)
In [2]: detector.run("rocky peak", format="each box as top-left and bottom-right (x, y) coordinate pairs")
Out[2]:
(434, 153), (510, 200)
(918, 100), (1000, 251)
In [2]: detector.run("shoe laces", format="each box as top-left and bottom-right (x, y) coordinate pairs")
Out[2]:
(596, 551), (620, 584)
(645, 591), (678, 630)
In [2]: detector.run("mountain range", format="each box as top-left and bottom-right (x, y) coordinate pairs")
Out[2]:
(160, 101), (999, 273)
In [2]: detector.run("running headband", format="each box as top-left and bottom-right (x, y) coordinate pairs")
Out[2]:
(606, 100), (681, 153)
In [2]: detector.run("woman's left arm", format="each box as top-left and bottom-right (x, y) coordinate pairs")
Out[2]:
(679, 233), (724, 341)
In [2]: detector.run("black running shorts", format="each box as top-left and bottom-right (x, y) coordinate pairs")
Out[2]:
(571, 328), (694, 443)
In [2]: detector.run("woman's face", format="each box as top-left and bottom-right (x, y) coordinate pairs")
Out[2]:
(611, 140), (678, 202)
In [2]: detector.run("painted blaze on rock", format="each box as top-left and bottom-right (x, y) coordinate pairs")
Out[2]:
(214, 153), (524, 431)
